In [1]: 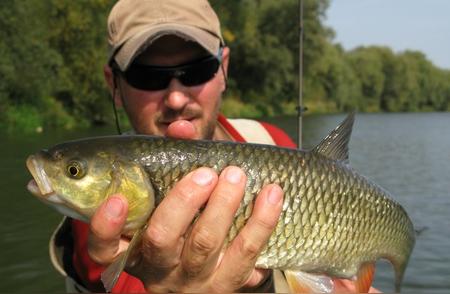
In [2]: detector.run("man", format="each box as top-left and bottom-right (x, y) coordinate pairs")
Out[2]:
(51, 0), (378, 292)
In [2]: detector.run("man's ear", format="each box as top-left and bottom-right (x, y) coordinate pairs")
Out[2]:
(221, 46), (230, 77)
(104, 64), (122, 107)
(220, 46), (230, 92)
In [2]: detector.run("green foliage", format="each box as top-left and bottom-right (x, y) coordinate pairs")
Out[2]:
(1, 104), (43, 133)
(344, 46), (450, 113)
(43, 0), (114, 124)
(0, 0), (449, 133)
(41, 96), (83, 129)
(346, 47), (385, 111)
(0, 0), (61, 106)
(221, 96), (265, 118)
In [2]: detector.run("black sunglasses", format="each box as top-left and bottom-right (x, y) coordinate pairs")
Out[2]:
(116, 50), (222, 91)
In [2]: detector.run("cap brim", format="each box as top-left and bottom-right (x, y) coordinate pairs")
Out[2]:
(112, 23), (221, 71)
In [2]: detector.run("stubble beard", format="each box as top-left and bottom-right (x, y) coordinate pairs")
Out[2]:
(127, 107), (217, 140)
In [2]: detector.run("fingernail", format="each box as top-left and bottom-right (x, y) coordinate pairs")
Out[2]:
(267, 186), (282, 205)
(192, 168), (214, 186)
(105, 197), (124, 219)
(225, 166), (243, 184)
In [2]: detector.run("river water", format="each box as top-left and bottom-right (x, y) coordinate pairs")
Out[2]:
(0, 112), (449, 293)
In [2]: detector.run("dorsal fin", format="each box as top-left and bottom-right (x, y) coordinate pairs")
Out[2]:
(312, 113), (355, 163)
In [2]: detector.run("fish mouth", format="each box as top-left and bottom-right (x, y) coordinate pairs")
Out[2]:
(26, 155), (84, 219)
(26, 155), (55, 198)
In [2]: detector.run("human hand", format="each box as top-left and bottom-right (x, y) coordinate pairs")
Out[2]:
(333, 278), (381, 293)
(87, 166), (284, 292)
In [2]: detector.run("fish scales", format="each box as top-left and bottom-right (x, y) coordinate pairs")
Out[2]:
(26, 114), (415, 291)
(126, 136), (414, 278)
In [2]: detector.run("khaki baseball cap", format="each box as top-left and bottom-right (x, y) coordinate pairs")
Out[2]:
(107, 0), (225, 71)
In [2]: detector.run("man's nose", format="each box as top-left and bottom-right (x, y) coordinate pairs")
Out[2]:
(164, 78), (190, 110)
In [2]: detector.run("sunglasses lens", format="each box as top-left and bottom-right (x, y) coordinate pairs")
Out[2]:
(122, 55), (220, 91)
(179, 58), (220, 86)
(124, 65), (171, 90)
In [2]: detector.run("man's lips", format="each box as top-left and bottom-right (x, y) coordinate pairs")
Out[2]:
(159, 117), (195, 124)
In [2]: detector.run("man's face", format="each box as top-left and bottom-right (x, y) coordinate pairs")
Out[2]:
(107, 35), (229, 140)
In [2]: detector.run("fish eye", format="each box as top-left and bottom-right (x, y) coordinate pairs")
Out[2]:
(66, 160), (86, 179)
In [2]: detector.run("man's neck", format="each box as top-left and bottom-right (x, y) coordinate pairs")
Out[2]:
(212, 120), (234, 141)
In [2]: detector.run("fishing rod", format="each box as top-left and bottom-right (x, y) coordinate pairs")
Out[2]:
(297, 0), (306, 148)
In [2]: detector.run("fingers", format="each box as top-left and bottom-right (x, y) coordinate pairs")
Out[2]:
(126, 166), (283, 293)
(243, 268), (271, 289)
(88, 195), (129, 265)
(142, 167), (219, 270)
(212, 184), (283, 291)
(181, 166), (247, 278)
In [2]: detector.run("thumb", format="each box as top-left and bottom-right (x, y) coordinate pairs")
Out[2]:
(88, 194), (129, 265)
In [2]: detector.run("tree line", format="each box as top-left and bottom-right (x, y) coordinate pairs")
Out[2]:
(1, 0), (449, 132)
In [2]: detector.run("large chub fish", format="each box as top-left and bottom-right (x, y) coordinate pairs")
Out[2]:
(26, 114), (415, 292)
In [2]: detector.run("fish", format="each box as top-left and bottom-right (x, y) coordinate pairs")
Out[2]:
(26, 114), (415, 293)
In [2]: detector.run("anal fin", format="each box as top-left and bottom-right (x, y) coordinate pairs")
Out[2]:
(285, 270), (334, 293)
(355, 263), (376, 293)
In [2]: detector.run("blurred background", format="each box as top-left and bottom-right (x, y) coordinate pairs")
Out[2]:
(0, 0), (448, 133)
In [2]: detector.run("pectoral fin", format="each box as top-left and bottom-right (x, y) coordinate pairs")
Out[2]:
(101, 227), (145, 292)
(105, 160), (154, 228)
(285, 270), (334, 293)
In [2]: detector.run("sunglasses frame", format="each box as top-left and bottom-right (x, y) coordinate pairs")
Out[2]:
(112, 47), (224, 91)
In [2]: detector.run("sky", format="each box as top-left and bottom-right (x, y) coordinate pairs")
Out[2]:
(324, 0), (450, 69)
